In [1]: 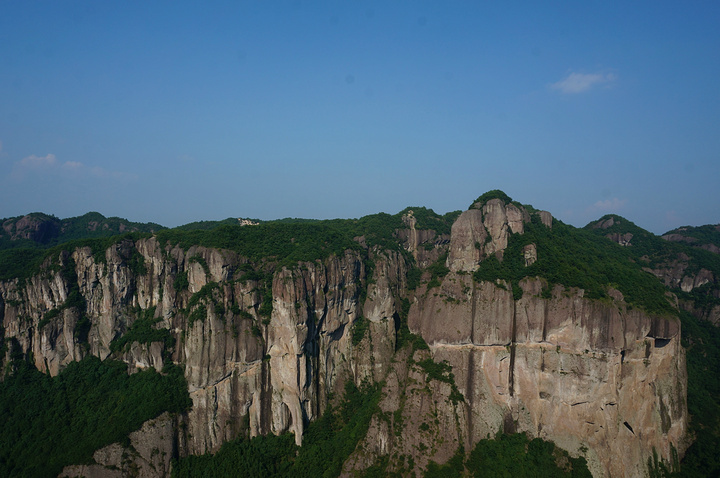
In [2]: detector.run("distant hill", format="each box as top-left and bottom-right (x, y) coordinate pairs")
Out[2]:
(0, 212), (165, 250)
(662, 224), (720, 254)
(0, 212), (270, 251)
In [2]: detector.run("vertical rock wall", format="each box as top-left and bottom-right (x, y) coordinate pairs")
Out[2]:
(0, 200), (690, 477)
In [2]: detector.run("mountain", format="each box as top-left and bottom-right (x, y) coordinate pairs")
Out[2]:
(586, 214), (720, 476)
(1, 191), (717, 477)
(0, 211), (165, 249)
(662, 224), (720, 255)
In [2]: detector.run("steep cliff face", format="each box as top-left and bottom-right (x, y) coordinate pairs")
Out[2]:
(0, 198), (690, 477)
(407, 275), (685, 477)
(345, 200), (688, 477)
(0, 239), (376, 456)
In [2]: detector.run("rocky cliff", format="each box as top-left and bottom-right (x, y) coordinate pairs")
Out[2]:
(0, 196), (689, 477)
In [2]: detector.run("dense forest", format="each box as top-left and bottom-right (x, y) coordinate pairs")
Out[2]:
(0, 356), (191, 477)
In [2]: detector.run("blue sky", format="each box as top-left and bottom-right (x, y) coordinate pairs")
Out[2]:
(1, 1), (718, 234)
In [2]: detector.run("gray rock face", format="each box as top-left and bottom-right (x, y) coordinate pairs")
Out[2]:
(405, 276), (686, 477)
(644, 253), (715, 293)
(447, 200), (543, 272)
(606, 232), (633, 246)
(447, 209), (486, 273)
(400, 198), (686, 477)
(523, 243), (537, 266)
(0, 199), (688, 478)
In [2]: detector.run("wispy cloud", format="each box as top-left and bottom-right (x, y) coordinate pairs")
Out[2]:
(19, 153), (58, 169)
(586, 197), (626, 214)
(62, 161), (83, 170)
(551, 72), (616, 94)
(13, 153), (136, 180)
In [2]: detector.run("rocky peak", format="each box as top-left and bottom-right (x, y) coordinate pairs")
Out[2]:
(396, 209), (450, 268)
(448, 192), (551, 272)
(593, 216), (616, 229)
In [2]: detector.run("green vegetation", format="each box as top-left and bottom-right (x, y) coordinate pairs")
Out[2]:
(0, 356), (191, 478)
(424, 446), (466, 477)
(671, 309), (720, 477)
(585, 215), (682, 266)
(415, 358), (464, 403)
(352, 316), (369, 345)
(52, 212), (163, 243)
(426, 252), (450, 290)
(187, 282), (220, 310)
(664, 224), (720, 250)
(470, 189), (513, 208)
(462, 432), (592, 477)
(189, 254), (210, 275)
(173, 217), (247, 231)
(155, 207), (457, 270)
(398, 207), (461, 236)
(128, 248), (148, 276)
(1, 205), (456, 283)
(0, 211), (162, 250)
(172, 380), (381, 478)
(474, 216), (676, 315)
(183, 281), (223, 327)
(420, 433), (591, 477)
(395, 297), (429, 352)
(188, 304), (207, 327)
(0, 247), (46, 281)
(3, 199), (720, 476)
(109, 306), (175, 354)
(156, 222), (360, 268)
(174, 270), (190, 291)
(585, 214), (720, 476)
(258, 276), (274, 320)
(0, 233), (150, 281)
(406, 266), (422, 290)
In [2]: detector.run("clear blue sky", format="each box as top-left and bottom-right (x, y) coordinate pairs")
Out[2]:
(1, 1), (718, 234)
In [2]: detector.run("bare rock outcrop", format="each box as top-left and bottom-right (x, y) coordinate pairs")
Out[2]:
(407, 276), (686, 478)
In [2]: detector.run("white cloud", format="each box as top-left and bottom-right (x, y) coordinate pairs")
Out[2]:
(587, 197), (626, 214)
(19, 153), (57, 168)
(13, 153), (135, 181)
(551, 72), (616, 94)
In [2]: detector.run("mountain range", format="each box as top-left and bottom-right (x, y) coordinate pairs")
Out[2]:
(1, 190), (718, 477)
